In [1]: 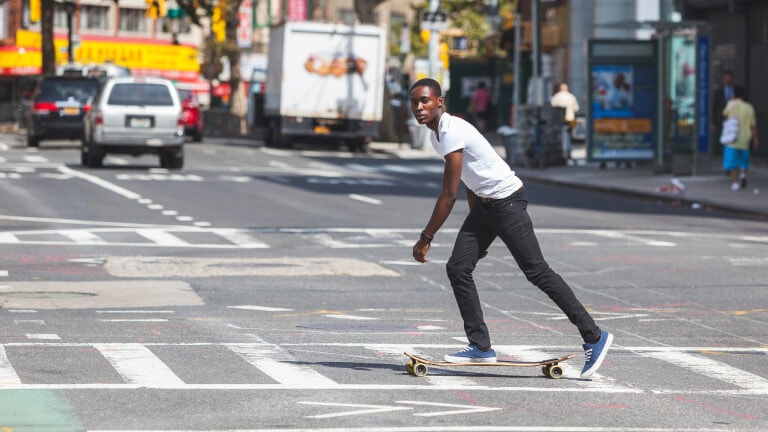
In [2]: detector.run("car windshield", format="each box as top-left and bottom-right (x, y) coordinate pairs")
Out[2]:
(107, 83), (175, 106)
(36, 79), (99, 104)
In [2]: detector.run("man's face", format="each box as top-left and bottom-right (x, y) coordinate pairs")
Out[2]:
(722, 73), (733, 86)
(410, 85), (442, 125)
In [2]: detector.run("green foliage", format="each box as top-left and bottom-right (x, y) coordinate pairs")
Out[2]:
(411, 0), (502, 58)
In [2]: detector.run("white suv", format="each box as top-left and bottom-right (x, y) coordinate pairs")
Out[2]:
(82, 77), (185, 169)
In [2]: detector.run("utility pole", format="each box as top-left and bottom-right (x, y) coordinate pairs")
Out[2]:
(428, 0), (440, 79)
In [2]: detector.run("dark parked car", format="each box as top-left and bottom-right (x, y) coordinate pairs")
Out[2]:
(25, 76), (100, 147)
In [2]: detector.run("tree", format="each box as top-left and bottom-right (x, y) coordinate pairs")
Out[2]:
(177, 0), (245, 116)
(41, 0), (56, 76)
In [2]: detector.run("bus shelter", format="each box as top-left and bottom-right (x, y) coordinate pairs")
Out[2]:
(588, 21), (712, 175)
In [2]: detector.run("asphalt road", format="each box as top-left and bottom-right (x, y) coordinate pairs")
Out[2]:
(1, 134), (767, 432)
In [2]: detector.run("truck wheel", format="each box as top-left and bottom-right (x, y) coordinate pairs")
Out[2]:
(351, 138), (370, 153)
(267, 118), (292, 149)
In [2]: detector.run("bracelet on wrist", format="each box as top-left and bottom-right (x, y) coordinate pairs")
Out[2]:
(420, 230), (434, 242)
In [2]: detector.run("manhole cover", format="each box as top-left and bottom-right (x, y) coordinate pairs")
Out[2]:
(0, 291), (97, 299)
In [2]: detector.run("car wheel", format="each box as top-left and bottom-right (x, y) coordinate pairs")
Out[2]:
(160, 148), (184, 170)
(86, 143), (104, 168)
(27, 134), (40, 147)
(80, 141), (88, 166)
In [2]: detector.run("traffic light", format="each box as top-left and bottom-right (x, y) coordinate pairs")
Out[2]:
(145, 0), (167, 19)
(30, 0), (41, 22)
(439, 42), (449, 69)
(212, 1), (226, 42)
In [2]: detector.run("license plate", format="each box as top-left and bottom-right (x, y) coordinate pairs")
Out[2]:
(130, 117), (151, 128)
(62, 107), (79, 115)
(314, 125), (330, 134)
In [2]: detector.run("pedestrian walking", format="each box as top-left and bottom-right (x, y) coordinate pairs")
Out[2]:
(721, 87), (758, 191)
(467, 81), (491, 133)
(408, 78), (613, 378)
(550, 83), (580, 160)
(712, 70), (745, 154)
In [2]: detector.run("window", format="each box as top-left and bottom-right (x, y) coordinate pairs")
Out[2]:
(108, 84), (174, 106)
(81, 5), (109, 30)
(119, 8), (146, 32)
(53, 7), (68, 28)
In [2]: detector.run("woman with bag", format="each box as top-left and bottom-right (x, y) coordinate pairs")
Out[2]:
(722, 88), (759, 191)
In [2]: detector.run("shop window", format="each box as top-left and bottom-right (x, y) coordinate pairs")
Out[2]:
(53, 7), (68, 28)
(81, 5), (110, 30)
(119, 8), (147, 32)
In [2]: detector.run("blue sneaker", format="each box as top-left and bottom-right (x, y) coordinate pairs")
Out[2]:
(581, 330), (613, 378)
(444, 344), (497, 363)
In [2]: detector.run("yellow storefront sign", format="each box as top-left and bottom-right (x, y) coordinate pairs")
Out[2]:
(14, 29), (198, 73)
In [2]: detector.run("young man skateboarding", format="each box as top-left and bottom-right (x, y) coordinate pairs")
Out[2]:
(408, 78), (612, 378)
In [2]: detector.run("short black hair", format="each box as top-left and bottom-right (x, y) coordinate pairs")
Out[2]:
(410, 78), (442, 97)
(734, 86), (746, 99)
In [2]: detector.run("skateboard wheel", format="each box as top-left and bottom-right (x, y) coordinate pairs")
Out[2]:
(413, 362), (429, 377)
(546, 365), (564, 379)
(405, 360), (415, 375)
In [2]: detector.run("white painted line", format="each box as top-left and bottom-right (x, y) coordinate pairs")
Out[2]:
(175, 216), (194, 222)
(147, 204), (164, 210)
(227, 344), (339, 388)
(14, 320), (45, 325)
(23, 155), (49, 163)
(0, 345), (21, 384)
(324, 314), (378, 321)
(193, 221), (212, 227)
(348, 194), (382, 205)
(59, 230), (107, 244)
(396, 400), (502, 417)
(96, 310), (175, 314)
(161, 210), (179, 216)
(7, 309), (37, 313)
(0, 233), (19, 243)
(135, 229), (190, 246)
(227, 305), (294, 312)
(641, 351), (768, 390)
(82, 428), (768, 432)
(98, 319), (168, 322)
(300, 401), (412, 419)
(25, 334), (60, 340)
(212, 229), (269, 248)
(0, 270), (7, 276)
(58, 166), (141, 200)
(93, 343), (184, 386)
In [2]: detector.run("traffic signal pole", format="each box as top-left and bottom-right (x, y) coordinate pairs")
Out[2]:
(428, 0), (440, 79)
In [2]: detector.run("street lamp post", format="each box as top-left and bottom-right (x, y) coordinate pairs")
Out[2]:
(63, 1), (76, 63)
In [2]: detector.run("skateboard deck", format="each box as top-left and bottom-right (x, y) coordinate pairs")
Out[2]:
(404, 352), (573, 379)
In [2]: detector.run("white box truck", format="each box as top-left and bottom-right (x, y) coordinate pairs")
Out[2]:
(260, 22), (386, 151)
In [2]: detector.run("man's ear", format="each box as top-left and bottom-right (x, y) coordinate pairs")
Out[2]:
(438, 96), (444, 108)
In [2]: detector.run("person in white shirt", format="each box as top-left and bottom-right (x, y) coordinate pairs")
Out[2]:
(409, 78), (612, 378)
(550, 83), (580, 160)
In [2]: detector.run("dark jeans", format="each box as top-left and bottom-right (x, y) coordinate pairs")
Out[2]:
(445, 187), (601, 350)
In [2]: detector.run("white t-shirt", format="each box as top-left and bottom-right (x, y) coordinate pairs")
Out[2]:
(429, 113), (523, 199)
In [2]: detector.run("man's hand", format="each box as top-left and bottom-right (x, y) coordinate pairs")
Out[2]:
(413, 238), (431, 263)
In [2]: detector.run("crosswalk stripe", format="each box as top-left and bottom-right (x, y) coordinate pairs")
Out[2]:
(0, 345), (22, 384)
(211, 228), (269, 248)
(93, 343), (184, 386)
(0, 233), (19, 243)
(60, 229), (108, 244)
(640, 351), (768, 390)
(227, 344), (339, 388)
(135, 229), (190, 246)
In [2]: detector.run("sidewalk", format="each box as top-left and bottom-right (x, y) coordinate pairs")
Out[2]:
(370, 132), (768, 219)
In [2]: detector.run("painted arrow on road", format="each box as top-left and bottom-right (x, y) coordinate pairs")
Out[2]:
(301, 400), (501, 419)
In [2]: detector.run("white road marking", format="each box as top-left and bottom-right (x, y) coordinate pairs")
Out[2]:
(211, 228), (269, 248)
(60, 229), (107, 244)
(397, 400), (502, 417)
(0, 270), (7, 276)
(227, 305), (294, 312)
(58, 166), (141, 200)
(324, 313), (378, 320)
(13, 320), (45, 325)
(300, 401), (411, 419)
(83, 428), (768, 432)
(349, 193), (382, 205)
(98, 319), (169, 322)
(0, 233), (19, 243)
(93, 343), (184, 386)
(227, 344), (339, 388)
(135, 229), (189, 246)
(23, 155), (49, 163)
(96, 310), (175, 314)
(0, 345), (21, 384)
(641, 351), (768, 390)
(25, 334), (60, 340)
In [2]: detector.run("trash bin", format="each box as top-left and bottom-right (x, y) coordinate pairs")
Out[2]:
(497, 125), (519, 166)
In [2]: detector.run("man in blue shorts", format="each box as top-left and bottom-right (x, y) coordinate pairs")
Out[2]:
(408, 78), (612, 378)
(722, 87), (759, 190)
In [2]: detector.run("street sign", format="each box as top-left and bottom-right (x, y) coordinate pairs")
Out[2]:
(422, 10), (448, 30)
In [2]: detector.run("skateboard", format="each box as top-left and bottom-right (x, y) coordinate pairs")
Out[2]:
(404, 352), (573, 379)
